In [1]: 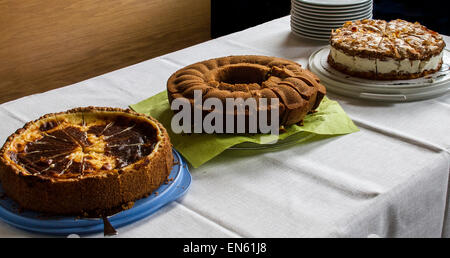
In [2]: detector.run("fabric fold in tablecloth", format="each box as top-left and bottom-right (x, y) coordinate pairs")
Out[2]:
(130, 91), (359, 167)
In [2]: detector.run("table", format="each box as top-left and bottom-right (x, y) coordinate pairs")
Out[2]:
(1, 16), (449, 238)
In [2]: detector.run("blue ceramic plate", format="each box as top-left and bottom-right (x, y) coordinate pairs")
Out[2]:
(0, 149), (191, 235)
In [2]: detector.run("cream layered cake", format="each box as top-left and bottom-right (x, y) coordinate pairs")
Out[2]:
(328, 19), (446, 80)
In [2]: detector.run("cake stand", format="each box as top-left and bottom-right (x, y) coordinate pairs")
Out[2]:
(308, 47), (450, 102)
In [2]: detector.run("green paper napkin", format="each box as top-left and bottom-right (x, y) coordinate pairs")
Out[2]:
(130, 91), (359, 167)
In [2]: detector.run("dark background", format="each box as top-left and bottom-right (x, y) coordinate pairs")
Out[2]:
(211, 0), (449, 38)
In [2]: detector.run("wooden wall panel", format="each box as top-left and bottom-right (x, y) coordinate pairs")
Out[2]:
(0, 0), (211, 103)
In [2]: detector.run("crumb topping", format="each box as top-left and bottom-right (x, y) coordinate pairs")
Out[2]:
(330, 19), (445, 60)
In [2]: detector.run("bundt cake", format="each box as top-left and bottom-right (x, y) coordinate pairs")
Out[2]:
(0, 107), (173, 216)
(167, 55), (326, 132)
(328, 19), (446, 80)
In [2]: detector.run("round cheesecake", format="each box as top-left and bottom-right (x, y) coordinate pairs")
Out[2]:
(0, 107), (173, 216)
(167, 55), (326, 131)
(328, 19), (446, 80)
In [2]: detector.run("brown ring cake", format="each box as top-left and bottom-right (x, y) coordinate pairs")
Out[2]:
(167, 55), (326, 131)
(328, 19), (446, 80)
(0, 107), (173, 216)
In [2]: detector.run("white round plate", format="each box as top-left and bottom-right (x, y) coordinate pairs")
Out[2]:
(291, 23), (332, 37)
(292, 6), (372, 16)
(291, 28), (330, 41)
(292, 6), (372, 18)
(292, 13), (372, 26)
(290, 21), (332, 35)
(291, 21), (334, 33)
(308, 47), (450, 101)
(290, 17), (334, 30)
(291, 25), (330, 38)
(291, 9), (372, 21)
(291, 16), (345, 29)
(292, 32), (330, 42)
(292, 28), (331, 39)
(291, 18), (342, 31)
(292, 1), (372, 13)
(294, 0), (371, 8)
(291, 15), (372, 29)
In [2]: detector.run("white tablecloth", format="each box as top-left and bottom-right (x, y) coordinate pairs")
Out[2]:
(1, 16), (449, 238)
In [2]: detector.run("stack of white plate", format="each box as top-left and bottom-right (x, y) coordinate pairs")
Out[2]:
(291, 0), (373, 41)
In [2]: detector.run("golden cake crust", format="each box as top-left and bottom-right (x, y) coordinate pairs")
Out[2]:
(0, 107), (173, 216)
(167, 55), (326, 128)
